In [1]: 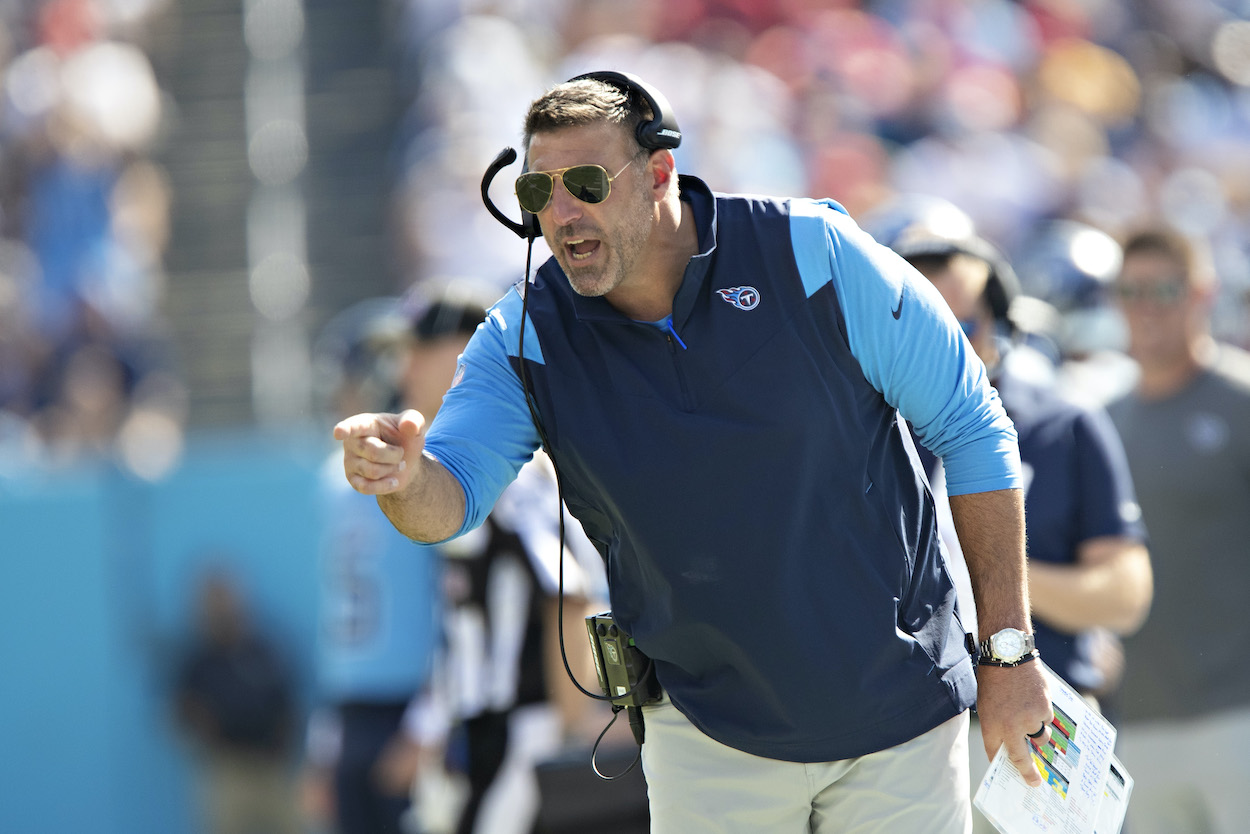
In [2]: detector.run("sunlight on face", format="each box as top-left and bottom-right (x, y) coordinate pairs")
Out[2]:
(527, 123), (654, 299)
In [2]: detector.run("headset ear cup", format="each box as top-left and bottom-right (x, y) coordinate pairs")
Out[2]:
(567, 70), (681, 151)
(986, 255), (1020, 327)
(986, 272), (1010, 324)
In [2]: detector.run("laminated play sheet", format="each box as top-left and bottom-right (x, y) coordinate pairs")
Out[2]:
(974, 662), (1132, 834)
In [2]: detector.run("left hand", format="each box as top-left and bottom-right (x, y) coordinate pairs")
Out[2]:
(974, 662), (1053, 787)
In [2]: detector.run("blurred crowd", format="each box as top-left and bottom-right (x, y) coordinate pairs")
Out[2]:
(393, 0), (1250, 362)
(3, 0), (1249, 831)
(0, 0), (184, 482)
(1, 0), (1246, 478)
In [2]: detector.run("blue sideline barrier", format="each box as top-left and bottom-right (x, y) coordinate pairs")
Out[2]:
(0, 429), (327, 834)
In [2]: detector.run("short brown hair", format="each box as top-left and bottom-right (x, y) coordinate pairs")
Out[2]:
(523, 78), (652, 153)
(1120, 226), (1215, 289)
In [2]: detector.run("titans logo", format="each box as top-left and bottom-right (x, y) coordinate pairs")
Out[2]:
(716, 286), (761, 310)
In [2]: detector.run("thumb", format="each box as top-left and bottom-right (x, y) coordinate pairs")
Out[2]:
(396, 409), (426, 440)
(394, 410), (429, 462)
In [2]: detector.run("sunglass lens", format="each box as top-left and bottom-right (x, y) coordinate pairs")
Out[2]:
(1116, 282), (1186, 305)
(516, 173), (553, 214)
(562, 165), (610, 204)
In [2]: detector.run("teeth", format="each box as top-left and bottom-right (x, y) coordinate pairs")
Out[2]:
(567, 239), (593, 261)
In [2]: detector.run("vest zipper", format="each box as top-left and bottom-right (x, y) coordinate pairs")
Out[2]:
(664, 320), (694, 410)
(664, 319), (688, 351)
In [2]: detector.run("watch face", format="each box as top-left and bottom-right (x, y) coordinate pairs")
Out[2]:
(991, 629), (1026, 661)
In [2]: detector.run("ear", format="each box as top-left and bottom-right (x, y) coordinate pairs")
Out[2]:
(1193, 279), (1219, 307)
(647, 149), (677, 195)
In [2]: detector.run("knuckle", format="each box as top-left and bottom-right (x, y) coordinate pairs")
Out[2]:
(359, 460), (387, 480)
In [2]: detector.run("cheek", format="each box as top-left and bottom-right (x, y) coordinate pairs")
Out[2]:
(618, 195), (654, 246)
(930, 279), (976, 319)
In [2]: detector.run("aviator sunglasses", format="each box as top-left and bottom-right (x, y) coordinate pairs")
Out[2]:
(1114, 280), (1187, 306)
(515, 156), (639, 214)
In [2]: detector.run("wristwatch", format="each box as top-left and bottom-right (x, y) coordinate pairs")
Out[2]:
(977, 627), (1038, 667)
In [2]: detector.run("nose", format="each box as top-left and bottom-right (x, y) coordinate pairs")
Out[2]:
(546, 176), (585, 227)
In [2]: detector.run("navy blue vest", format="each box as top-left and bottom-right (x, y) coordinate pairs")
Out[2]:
(512, 179), (975, 761)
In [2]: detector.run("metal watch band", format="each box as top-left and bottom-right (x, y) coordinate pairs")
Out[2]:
(976, 649), (1040, 668)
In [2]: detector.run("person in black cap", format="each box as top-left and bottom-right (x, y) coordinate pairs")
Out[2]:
(305, 289), (489, 834)
(889, 210), (1152, 832)
(313, 284), (611, 834)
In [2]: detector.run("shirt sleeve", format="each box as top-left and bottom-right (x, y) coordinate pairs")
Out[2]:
(422, 286), (543, 540)
(1072, 405), (1147, 542)
(789, 198), (1021, 495)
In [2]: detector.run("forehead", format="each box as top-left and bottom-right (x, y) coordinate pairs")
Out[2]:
(915, 253), (989, 289)
(527, 122), (633, 171)
(1119, 249), (1185, 281)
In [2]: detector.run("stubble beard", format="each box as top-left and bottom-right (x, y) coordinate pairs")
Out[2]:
(559, 194), (653, 299)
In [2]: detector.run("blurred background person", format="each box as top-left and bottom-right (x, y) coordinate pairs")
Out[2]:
(0, 0), (186, 478)
(302, 294), (448, 834)
(881, 202), (1152, 832)
(175, 566), (301, 834)
(1106, 226), (1250, 834)
(1012, 219), (1139, 408)
(309, 284), (614, 834)
(390, 293), (614, 834)
(412, 447), (614, 834)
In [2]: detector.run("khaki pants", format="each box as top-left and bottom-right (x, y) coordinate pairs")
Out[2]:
(966, 715), (1001, 834)
(1115, 704), (1250, 834)
(201, 749), (300, 834)
(640, 697), (972, 834)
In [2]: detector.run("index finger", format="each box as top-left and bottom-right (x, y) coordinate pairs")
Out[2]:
(333, 412), (388, 441)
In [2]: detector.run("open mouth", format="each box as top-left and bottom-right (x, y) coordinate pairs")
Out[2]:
(566, 238), (601, 261)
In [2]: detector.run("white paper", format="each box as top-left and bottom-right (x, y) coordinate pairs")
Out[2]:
(1093, 754), (1133, 834)
(973, 662), (1129, 834)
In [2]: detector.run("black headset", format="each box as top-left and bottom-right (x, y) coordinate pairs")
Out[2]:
(892, 232), (1021, 329)
(958, 236), (1021, 328)
(480, 70), (682, 240)
(569, 70), (683, 152)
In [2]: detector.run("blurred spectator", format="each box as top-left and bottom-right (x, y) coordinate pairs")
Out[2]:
(884, 207), (1152, 833)
(411, 445), (612, 834)
(0, 0), (184, 479)
(175, 567), (301, 834)
(1013, 218), (1139, 406)
(313, 283), (616, 834)
(384, 0), (1250, 356)
(1106, 226), (1250, 834)
(320, 283), (616, 834)
(302, 293), (451, 834)
(346, 285), (611, 834)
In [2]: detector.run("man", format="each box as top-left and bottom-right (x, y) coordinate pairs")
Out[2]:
(306, 296), (465, 834)
(414, 445), (611, 834)
(888, 216), (1152, 830)
(335, 72), (1051, 832)
(312, 289), (611, 834)
(1106, 227), (1250, 834)
(177, 569), (300, 834)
